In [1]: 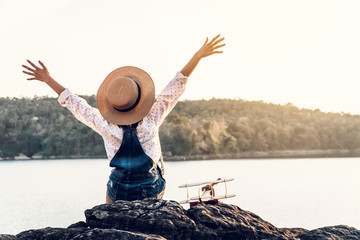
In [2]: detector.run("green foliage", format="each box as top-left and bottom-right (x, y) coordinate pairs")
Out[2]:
(160, 99), (360, 156)
(1, 96), (360, 159)
(0, 96), (106, 159)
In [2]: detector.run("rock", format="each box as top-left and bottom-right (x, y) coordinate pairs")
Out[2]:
(186, 202), (305, 240)
(16, 227), (87, 240)
(188, 203), (272, 239)
(4, 198), (360, 240)
(71, 228), (166, 240)
(84, 198), (309, 240)
(67, 221), (89, 229)
(15, 227), (165, 240)
(0, 235), (18, 240)
(85, 198), (196, 240)
(273, 228), (308, 240)
(296, 225), (360, 240)
(14, 222), (89, 240)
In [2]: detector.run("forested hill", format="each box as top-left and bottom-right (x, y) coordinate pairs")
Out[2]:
(1, 95), (360, 159)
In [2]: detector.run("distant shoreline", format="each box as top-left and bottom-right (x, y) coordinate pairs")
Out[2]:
(2, 149), (360, 161)
(164, 148), (360, 161)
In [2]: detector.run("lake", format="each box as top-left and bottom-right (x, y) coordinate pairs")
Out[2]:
(0, 158), (359, 235)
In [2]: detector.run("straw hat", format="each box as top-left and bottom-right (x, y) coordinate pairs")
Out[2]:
(96, 66), (155, 125)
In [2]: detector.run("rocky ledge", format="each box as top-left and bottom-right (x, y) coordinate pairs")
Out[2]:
(1, 198), (359, 240)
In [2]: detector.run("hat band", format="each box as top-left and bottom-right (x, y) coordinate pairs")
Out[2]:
(113, 82), (141, 113)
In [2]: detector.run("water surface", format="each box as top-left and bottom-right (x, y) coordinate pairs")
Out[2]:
(0, 158), (359, 234)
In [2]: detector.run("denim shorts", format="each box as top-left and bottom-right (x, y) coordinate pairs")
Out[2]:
(107, 166), (166, 202)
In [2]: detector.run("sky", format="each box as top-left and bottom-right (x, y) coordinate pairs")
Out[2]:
(1, 0), (360, 114)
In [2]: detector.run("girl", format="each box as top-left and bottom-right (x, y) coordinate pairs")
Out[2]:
(22, 35), (225, 203)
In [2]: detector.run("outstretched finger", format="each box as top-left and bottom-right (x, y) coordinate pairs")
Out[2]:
(22, 65), (35, 72)
(22, 70), (36, 76)
(203, 37), (209, 45)
(209, 34), (221, 45)
(27, 59), (39, 69)
(38, 61), (47, 70)
(212, 37), (225, 46)
(207, 51), (224, 57)
(213, 51), (223, 54)
(212, 43), (226, 50)
(27, 77), (37, 81)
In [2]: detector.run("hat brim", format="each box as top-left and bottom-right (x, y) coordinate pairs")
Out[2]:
(97, 66), (155, 125)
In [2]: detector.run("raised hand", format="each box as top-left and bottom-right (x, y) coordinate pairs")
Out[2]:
(195, 34), (226, 59)
(22, 59), (65, 95)
(22, 60), (52, 83)
(180, 34), (226, 77)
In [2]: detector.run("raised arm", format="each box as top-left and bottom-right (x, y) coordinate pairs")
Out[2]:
(148, 35), (225, 126)
(180, 34), (225, 77)
(22, 59), (114, 137)
(22, 60), (65, 95)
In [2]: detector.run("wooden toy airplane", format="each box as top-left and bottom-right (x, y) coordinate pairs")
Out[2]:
(178, 178), (236, 206)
